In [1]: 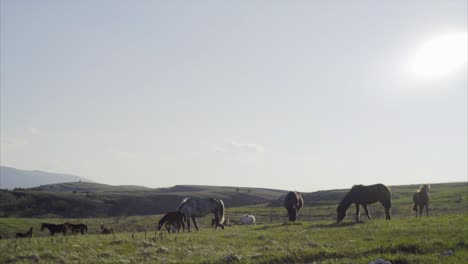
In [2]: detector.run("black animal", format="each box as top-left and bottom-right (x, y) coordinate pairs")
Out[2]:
(413, 184), (430, 217)
(211, 218), (230, 227)
(337, 184), (392, 223)
(283, 191), (304, 221)
(158, 211), (186, 233)
(101, 225), (113, 234)
(16, 227), (33, 238)
(41, 223), (68, 236)
(65, 223), (88, 234)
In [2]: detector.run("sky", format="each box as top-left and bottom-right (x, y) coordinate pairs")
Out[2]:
(1, 0), (467, 191)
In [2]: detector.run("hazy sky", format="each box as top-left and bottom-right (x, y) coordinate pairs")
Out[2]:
(1, 0), (467, 191)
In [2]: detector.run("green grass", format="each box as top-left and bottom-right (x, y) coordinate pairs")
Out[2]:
(1, 181), (466, 262)
(1, 214), (467, 263)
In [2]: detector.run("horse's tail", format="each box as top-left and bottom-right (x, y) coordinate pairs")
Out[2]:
(412, 192), (418, 211)
(158, 215), (168, 230)
(217, 199), (225, 225)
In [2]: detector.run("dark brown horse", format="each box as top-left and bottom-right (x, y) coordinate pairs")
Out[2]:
(41, 223), (68, 236)
(413, 184), (430, 217)
(283, 191), (304, 221)
(16, 227), (33, 238)
(100, 225), (113, 234)
(337, 184), (391, 223)
(65, 223), (88, 234)
(158, 211), (185, 233)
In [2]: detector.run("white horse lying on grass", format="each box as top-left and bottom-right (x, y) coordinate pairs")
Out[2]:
(240, 215), (256, 225)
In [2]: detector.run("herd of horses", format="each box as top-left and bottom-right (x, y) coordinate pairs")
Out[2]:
(40, 223), (88, 236)
(157, 183), (431, 233)
(11, 183), (431, 238)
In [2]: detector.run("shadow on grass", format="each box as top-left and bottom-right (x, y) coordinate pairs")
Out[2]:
(309, 221), (365, 229)
(250, 221), (306, 230)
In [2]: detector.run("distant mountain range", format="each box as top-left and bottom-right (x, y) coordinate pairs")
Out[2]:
(0, 166), (92, 189)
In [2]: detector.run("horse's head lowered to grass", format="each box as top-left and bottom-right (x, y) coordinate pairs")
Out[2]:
(336, 184), (392, 223)
(283, 191), (304, 222)
(177, 197), (226, 232)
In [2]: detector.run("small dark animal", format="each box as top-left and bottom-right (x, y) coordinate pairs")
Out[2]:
(283, 191), (304, 221)
(158, 211), (186, 234)
(16, 227), (33, 238)
(211, 218), (230, 227)
(65, 223), (88, 234)
(41, 223), (68, 236)
(337, 184), (391, 223)
(413, 184), (430, 217)
(101, 225), (113, 234)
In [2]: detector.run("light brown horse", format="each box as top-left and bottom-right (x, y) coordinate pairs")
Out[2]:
(337, 184), (391, 223)
(413, 184), (430, 217)
(283, 191), (304, 221)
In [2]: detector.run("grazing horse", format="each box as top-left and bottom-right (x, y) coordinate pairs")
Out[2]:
(337, 184), (392, 223)
(16, 227), (33, 238)
(65, 223), (88, 235)
(413, 184), (430, 217)
(240, 215), (256, 225)
(177, 197), (225, 232)
(41, 223), (68, 236)
(283, 191), (304, 221)
(100, 225), (113, 234)
(158, 211), (186, 234)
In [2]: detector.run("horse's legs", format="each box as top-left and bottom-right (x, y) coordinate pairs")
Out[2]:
(426, 204), (429, 217)
(179, 219), (185, 233)
(419, 205), (423, 217)
(385, 207), (391, 220)
(363, 204), (371, 220)
(186, 218), (191, 232)
(177, 222), (182, 233)
(355, 203), (360, 222)
(192, 217), (200, 231)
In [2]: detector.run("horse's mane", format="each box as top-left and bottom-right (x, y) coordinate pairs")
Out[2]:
(417, 184), (430, 192)
(177, 197), (190, 211)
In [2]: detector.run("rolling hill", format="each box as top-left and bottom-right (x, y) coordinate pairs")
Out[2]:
(0, 181), (287, 218)
(0, 166), (92, 189)
(0, 180), (465, 219)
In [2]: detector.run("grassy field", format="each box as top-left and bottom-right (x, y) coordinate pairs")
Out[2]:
(1, 182), (466, 263)
(1, 215), (467, 263)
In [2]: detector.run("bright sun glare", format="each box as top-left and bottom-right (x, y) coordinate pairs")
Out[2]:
(409, 32), (468, 78)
